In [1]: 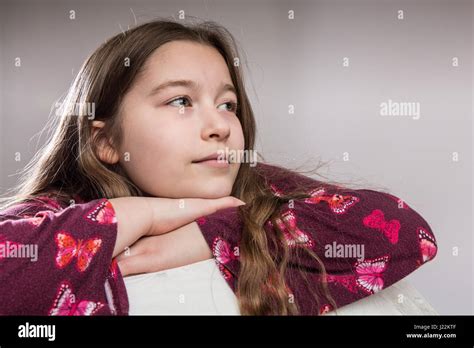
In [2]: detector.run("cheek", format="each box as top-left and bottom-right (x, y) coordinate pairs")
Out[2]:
(230, 118), (245, 149)
(119, 114), (188, 192)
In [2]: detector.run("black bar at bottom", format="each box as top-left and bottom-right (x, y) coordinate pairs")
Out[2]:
(0, 315), (472, 346)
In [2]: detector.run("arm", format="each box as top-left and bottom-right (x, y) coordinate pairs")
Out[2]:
(116, 221), (212, 276)
(270, 187), (438, 313)
(0, 198), (122, 315)
(0, 195), (242, 315)
(109, 195), (243, 257)
(116, 163), (438, 313)
(109, 197), (153, 257)
(115, 205), (241, 283)
(196, 163), (438, 311)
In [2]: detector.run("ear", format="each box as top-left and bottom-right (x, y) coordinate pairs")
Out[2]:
(91, 120), (120, 164)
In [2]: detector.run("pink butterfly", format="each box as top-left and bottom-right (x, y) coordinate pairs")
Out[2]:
(326, 256), (389, 295)
(212, 237), (238, 280)
(267, 210), (315, 248)
(304, 188), (359, 214)
(85, 200), (117, 225)
(303, 187), (326, 203)
(49, 281), (104, 316)
(417, 227), (437, 265)
(363, 209), (400, 244)
(354, 255), (389, 294)
(55, 231), (102, 272)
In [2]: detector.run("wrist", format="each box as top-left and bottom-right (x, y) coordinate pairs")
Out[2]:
(143, 197), (156, 237)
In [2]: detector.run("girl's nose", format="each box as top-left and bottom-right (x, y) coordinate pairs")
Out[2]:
(200, 106), (231, 141)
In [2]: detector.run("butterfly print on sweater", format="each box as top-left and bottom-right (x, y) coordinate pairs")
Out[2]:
(54, 231), (102, 272)
(49, 281), (104, 316)
(326, 255), (389, 295)
(212, 237), (238, 281)
(266, 210), (315, 248)
(363, 209), (400, 244)
(85, 200), (117, 225)
(417, 227), (437, 266)
(304, 188), (360, 214)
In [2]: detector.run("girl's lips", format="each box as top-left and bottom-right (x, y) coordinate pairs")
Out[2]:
(193, 159), (230, 168)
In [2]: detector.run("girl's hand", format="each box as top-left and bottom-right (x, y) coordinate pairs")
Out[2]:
(146, 196), (245, 236)
(116, 221), (212, 276)
(109, 196), (244, 258)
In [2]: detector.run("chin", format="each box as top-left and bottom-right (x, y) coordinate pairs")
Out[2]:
(150, 187), (232, 199)
(195, 187), (232, 199)
(183, 182), (232, 198)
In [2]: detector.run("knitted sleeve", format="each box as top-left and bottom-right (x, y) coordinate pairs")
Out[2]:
(195, 163), (437, 315)
(0, 196), (128, 315)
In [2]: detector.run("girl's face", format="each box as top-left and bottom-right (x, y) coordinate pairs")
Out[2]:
(117, 40), (244, 199)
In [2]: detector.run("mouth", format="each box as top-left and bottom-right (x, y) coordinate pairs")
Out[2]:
(192, 151), (230, 168)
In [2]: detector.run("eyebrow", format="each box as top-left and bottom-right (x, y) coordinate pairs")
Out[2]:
(147, 79), (237, 98)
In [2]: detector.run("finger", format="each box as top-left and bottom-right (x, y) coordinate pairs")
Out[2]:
(212, 196), (246, 211)
(150, 197), (246, 235)
(188, 196), (245, 217)
(166, 197), (236, 224)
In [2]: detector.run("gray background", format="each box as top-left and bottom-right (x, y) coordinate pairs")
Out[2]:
(0, 0), (472, 314)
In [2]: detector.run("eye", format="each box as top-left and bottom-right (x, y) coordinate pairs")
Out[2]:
(218, 101), (239, 113)
(167, 96), (192, 108)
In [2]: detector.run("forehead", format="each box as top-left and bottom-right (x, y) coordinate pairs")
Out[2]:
(139, 40), (233, 87)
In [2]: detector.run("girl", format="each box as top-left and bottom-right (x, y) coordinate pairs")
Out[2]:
(0, 19), (437, 316)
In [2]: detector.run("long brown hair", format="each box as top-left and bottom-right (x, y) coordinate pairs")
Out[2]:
(0, 18), (387, 315)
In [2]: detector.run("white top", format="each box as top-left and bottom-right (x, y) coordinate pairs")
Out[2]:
(123, 259), (241, 315)
(124, 261), (438, 316)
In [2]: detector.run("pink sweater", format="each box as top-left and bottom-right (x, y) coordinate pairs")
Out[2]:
(0, 163), (437, 315)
